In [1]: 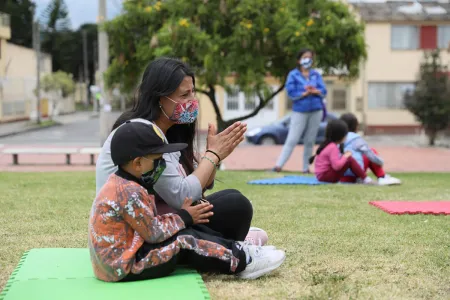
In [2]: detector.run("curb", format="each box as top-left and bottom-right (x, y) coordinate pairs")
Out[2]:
(0, 122), (63, 139)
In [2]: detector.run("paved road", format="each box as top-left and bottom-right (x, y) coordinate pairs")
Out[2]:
(0, 117), (102, 146)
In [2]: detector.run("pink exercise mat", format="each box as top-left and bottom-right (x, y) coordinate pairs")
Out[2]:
(369, 201), (450, 215)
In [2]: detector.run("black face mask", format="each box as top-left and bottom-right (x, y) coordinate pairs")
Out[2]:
(141, 158), (166, 188)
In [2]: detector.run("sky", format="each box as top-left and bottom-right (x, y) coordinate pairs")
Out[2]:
(34, 0), (123, 30)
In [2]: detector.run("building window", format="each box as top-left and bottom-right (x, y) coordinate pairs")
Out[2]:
(368, 82), (415, 109)
(438, 25), (450, 49)
(226, 87), (239, 111)
(331, 89), (347, 110)
(420, 25), (437, 49)
(391, 25), (419, 50)
(244, 93), (258, 110)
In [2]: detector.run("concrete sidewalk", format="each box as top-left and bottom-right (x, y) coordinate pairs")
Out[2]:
(0, 112), (97, 138)
(0, 144), (449, 173)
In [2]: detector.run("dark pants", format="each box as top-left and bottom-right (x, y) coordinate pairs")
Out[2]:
(204, 189), (253, 241)
(121, 225), (247, 282)
(155, 189), (253, 241)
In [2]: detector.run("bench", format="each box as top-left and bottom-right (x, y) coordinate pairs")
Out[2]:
(79, 147), (102, 165)
(2, 148), (79, 165)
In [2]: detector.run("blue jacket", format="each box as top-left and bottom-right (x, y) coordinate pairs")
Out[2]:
(285, 68), (327, 113)
(343, 132), (384, 177)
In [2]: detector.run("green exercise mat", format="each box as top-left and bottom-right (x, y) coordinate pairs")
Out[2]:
(0, 248), (210, 300)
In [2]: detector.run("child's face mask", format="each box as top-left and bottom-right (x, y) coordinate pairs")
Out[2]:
(141, 157), (166, 187)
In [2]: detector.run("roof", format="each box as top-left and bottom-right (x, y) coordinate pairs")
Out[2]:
(352, 1), (450, 21)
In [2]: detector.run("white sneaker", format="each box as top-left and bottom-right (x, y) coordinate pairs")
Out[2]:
(357, 177), (375, 185)
(238, 246), (286, 280)
(378, 174), (401, 186)
(239, 241), (276, 250)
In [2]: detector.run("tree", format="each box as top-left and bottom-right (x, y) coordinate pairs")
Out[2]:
(40, 0), (72, 73)
(0, 0), (35, 48)
(104, 0), (366, 130)
(404, 49), (450, 146)
(41, 71), (75, 119)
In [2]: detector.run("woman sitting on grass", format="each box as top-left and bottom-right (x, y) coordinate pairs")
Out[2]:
(310, 119), (373, 184)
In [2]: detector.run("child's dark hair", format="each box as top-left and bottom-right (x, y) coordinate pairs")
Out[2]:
(340, 113), (359, 133)
(309, 119), (349, 164)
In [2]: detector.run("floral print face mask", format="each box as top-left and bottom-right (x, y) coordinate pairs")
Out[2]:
(161, 96), (199, 124)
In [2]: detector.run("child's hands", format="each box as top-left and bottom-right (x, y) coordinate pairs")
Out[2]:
(181, 197), (214, 224)
(343, 151), (352, 158)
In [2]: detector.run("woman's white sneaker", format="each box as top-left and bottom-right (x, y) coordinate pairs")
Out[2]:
(238, 246), (285, 280)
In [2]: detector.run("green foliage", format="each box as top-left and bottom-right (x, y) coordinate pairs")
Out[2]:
(0, 0), (35, 48)
(104, 0), (366, 126)
(41, 71), (75, 98)
(404, 50), (450, 146)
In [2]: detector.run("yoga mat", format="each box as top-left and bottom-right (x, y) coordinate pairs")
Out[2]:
(0, 248), (210, 300)
(369, 201), (450, 215)
(248, 175), (329, 185)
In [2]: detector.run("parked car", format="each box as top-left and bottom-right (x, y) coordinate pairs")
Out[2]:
(245, 112), (339, 145)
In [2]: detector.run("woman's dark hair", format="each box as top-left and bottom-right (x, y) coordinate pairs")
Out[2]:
(297, 48), (314, 60)
(340, 113), (359, 133)
(309, 119), (349, 164)
(112, 57), (197, 175)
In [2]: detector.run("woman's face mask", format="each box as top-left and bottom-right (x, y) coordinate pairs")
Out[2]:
(299, 57), (313, 69)
(161, 96), (199, 124)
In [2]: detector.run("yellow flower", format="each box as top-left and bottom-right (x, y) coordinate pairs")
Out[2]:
(295, 31), (300, 37)
(279, 7), (285, 12)
(179, 18), (190, 27)
(240, 19), (252, 29)
(145, 6), (152, 12)
(301, 26), (305, 31)
(306, 19), (314, 27)
(155, 1), (162, 11)
(264, 28), (270, 33)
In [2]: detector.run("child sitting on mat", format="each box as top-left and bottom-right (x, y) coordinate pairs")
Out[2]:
(88, 122), (285, 282)
(310, 119), (373, 184)
(339, 113), (401, 186)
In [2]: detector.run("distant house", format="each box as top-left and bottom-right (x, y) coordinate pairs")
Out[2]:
(349, 0), (450, 134)
(0, 12), (54, 123)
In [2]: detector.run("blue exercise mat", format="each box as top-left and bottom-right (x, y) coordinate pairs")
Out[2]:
(248, 175), (330, 185)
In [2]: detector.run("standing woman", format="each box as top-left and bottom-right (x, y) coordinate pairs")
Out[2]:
(273, 49), (327, 173)
(96, 57), (265, 244)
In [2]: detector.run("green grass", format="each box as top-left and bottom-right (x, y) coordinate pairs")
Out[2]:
(0, 172), (449, 299)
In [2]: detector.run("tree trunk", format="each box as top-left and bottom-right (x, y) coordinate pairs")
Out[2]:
(426, 129), (437, 146)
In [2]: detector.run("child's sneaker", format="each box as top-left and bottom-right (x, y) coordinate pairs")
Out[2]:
(378, 174), (401, 186)
(357, 177), (375, 185)
(238, 246), (285, 280)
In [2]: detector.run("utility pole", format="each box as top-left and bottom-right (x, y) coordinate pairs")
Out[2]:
(82, 29), (90, 108)
(98, 0), (111, 145)
(92, 39), (98, 112)
(33, 21), (41, 124)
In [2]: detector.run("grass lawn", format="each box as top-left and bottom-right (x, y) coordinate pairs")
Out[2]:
(0, 171), (449, 299)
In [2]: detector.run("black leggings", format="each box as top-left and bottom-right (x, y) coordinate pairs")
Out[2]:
(204, 189), (253, 241)
(121, 225), (247, 282)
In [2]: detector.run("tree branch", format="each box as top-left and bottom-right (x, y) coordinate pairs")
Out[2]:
(206, 84), (223, 122)
(226, 83), (285, 124)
